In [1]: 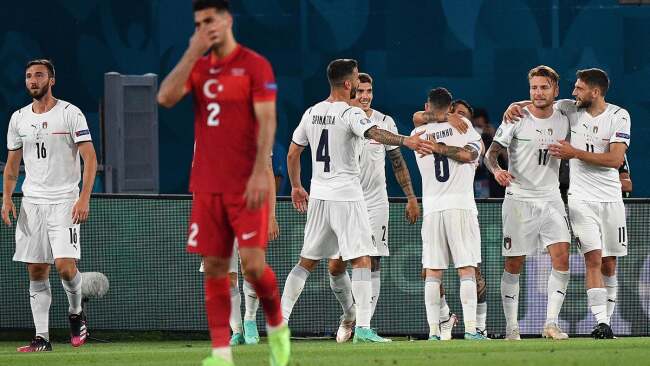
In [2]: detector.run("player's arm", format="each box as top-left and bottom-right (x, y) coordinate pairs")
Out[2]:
(432, 142), (479, 163)
(364, 126), (434, 155)
(2, 149), (22, 226)
(287, 142), (308, 213)
(245, 101), (276, 209)
(412, 111), (469, 133)
(267, 156), (279, 240)
(485, 142), (514, 186)
(157, 27), (213, 108)
(386, 148), (420, 224)
(503, 100), (532, 122)
(549, 141), (626, 169)
(73, 142), (97, 224)
(620, 171), (632, 194)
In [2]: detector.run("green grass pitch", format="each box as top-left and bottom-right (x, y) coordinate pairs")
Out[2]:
(1, 338), (650, 366)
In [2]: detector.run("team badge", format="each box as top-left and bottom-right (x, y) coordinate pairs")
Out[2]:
(547, 128), (553, 135)
(42, 122), (48, 129)
(503, 237), (512, 250)
(592, 126), (598, 134)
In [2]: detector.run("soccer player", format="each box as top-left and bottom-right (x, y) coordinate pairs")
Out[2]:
(157, 1), (290, 365)
(504, 68), (630, 339)
(282, 58), (433, 343)
(354, 72), (420, 335)
(413, 100), (489, 339)
(228, 170), (279, 346)
(486, 66), (571, 340)
(413, 87), (487, 341)
(2, 59), (97, 352)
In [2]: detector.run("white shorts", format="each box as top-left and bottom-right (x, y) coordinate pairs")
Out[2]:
(422, 209), (481, 270)
(199, 239), (239, 273)
(300, 199), (374, 261)
(13, 200), (80, 264)
(502, 198), (571, 257)
(367, 205), (389, 257)
(568, 199), (628, 257)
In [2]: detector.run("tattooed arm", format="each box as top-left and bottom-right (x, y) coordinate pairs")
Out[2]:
(431, 143), (479, 163)
(387, 148), (420, 224)
(364, 126), (433, 154)
(485, 141), (514, 186)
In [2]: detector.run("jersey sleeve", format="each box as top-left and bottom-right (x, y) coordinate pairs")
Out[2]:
(610, 109), (631, 147)
(383, 116), (399, 152)
(493, 120), (517, 148)
(347, 107), (377, 138)
(6, 112), (22, 150)
(464, 118), (483, 163)
(66, 106), (92, 143)
(555, 99), (577, 116)
(291, 111), (309, 147)
(250, 56), (277, 102)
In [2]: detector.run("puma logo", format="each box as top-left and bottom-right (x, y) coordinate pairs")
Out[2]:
(505, 295), (516, 300)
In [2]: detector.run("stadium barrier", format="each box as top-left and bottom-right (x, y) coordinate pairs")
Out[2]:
(1, 195), (648, 337)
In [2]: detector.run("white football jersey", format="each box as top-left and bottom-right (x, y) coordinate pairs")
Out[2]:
(292, 101), (377, 201)
(555, 100), (630, 202)
(359, 109), (398, 209)
(413, 118), (482, 216)
(7, 100), (92, 204)
(494, 106), (569, 201)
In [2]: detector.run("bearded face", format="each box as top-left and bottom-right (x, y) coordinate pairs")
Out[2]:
(25, 65), (53, 101)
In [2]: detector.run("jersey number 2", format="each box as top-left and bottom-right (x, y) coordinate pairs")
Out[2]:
(316, 129), (331, 172)
(207, 103), (220, 126)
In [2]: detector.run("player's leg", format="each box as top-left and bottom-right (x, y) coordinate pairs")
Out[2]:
(328, 258), (355, 343)
(422, 212), (451, 340)
(368, 205), (389, 321)
(281, 257), (318, 321)
(187, 193), (236, 365)
(14, 201), (54, 352)
(424, 268), (443, 340)
(457, 266), (482, 339)
(601, 201), (628, 327)
(49, 201), (86, 347)
(475, 265), (488, 337)
(228, 252), (244, 346)
(370, 256), (381, 320)
(501, 256), (524, 340)
(568, 199), (611, 338)
(602, 257), (617, 322)
(242, 277), (260, 344)
(540, 200), (571, 339)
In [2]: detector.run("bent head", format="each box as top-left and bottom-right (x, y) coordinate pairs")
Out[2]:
(327, 59), (359, 100)
(573, 68), (609, 109)
(356, 73), (373, 112)
(25, 59), (55, 101)
(528, 65), (559, 109)
(193, 0), (233, 49)
(425, 87), (452, 115)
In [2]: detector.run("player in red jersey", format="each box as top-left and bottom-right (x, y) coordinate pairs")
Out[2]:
(157, 1), (289, 365)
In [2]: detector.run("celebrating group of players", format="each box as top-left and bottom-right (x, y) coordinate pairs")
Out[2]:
(1, 0), (631, 365)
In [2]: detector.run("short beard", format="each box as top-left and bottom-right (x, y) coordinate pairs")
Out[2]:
(349, 87), (357, 100)
(28, 85), (49, 100)
(576, 99), (591, 109)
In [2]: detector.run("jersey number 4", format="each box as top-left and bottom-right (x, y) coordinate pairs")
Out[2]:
(316, 129), (331, 172)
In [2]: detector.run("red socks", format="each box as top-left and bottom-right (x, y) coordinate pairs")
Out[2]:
(251, 265), (283, 327)
(205, 276), (230, 348)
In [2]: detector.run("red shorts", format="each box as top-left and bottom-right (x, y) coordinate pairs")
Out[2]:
(186, 192), (269, 258)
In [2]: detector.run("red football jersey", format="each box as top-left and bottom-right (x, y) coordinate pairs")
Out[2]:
(186, 45), (276, 193)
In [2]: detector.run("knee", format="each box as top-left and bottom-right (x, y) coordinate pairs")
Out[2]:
(458, 266), (476, 279)
(203, 256), (230, 278)
(241, 261), (264, 280)
(504, 257), (524, 274)
(298, 258), (318, 272)
(584, 251), (602, 269)
(55, 260), (77, 281)
(28, 264), (50, 281)
(370, 257), (381, 272)
(601, 257), (617, 277)
(328, 259), (347, 276)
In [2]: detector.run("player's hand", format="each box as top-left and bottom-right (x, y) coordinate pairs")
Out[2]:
(291, 187), (309, 213)
(187, 26), (215, 59)
(503, 103), (525, 123)
(268, 215), (280, 241)
(72, 197), (90, 224)
(405, 197), (420, 224)
(448, 113), (469, 134)
(245, 169), (269, 210)
(549, 140), (577, 160)
(1, 198), (16, 227)
(494, 169), (515, 187)
(404, 131), (437, 155)
(412, 111), (426, 127)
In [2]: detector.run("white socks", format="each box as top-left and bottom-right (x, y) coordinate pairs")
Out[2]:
(61, 271), (82, 315)
(229, 282), (242, 334)
(546, 269), (569, 325)
(460, 275), (477, 333)
(439, 295), (450, 322)
(29, 279), (52, 341)
(329, 272), (355, 321)
(243, 280), (259, 322)
(603, 275), (617, 321)
(370, 270), (381, 320)
(587, 287), (609, 325)
(501, 271), (520, 329)
(351, 268), (372, 328)
(476, 302), (487, 333)
(280, 265), (310, 321)
(424, 277), (441, 337)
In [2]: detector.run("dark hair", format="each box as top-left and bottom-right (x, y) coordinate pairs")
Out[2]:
(358, 72), (373, 84)
(427, 87), (452, 110)
(528, 65), (559, 85)
(451, 99), (473, 117)
(26, 59), (55, 78)
(327, 59), (358, 87)
(576, 68), (609, 96)
(192, 0), (230, 13)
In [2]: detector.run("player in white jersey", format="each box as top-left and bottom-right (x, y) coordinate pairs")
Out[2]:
(486, 66), (571, 340)
(281, 59), (432, 343)
(352, 72), (420, 335)
(413, 87), (487, 341)
(2, 59), (98, 352)
(504, 68), (629, 339)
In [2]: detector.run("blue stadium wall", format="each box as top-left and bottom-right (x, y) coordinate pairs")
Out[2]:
(0, 0), (648, 195)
